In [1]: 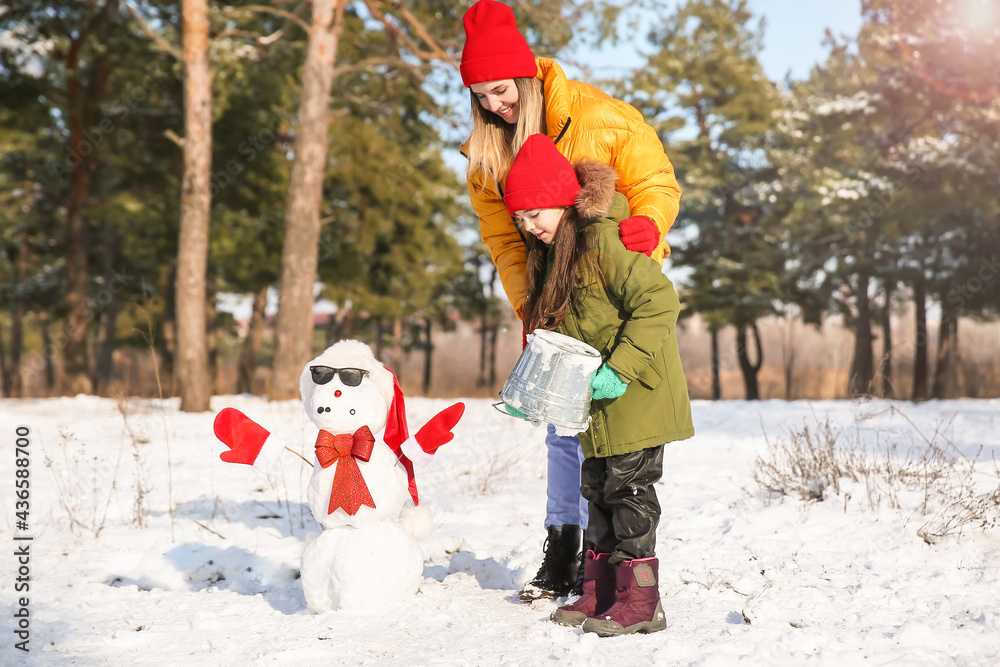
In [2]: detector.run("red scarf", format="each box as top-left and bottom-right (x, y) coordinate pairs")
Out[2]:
(314, 426), (376, 516)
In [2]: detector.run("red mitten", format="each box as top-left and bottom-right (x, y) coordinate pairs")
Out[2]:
(401, 403), (465, 468)
(213, 407), (285, 473)
(619, 215), (660, 257)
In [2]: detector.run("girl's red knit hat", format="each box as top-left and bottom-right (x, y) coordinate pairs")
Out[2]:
(460, 0), (537, 87)
(503, 134), (581, 216)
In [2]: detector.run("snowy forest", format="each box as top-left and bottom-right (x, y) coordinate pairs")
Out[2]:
(1, 0), (999, 407)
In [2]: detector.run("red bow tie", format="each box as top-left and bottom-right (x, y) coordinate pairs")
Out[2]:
(314, 426), (376, 516)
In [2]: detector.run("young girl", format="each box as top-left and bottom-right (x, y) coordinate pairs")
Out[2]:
(460, 0), (683, 601)
(504, 134), (694, 637)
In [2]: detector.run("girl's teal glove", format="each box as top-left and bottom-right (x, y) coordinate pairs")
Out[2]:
(590, 364), (628, 400)
(505, 404), (528, 418)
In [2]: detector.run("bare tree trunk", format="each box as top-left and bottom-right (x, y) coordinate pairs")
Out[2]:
(161, 260), (177, 387)
(62, 1), (116, 396)
(735, 322), (762, 400)
(477, 313), (488, 388)
(174, 0), (213, 412)
(325, 305), (345, 347)
(0, 318), (8, 396)
(486, 264), (498, 388)
(96, 309), (118, 393)
(8, 230), (27, 397)
(95, 293), (120, 393)
(422, 318), (433, 395)
(710, 327), (721, 400)
(781, 313), (796, 399)
(931, 305), (958, 399)
(271, 0), (349, 399)
(848, 269), (874, 396)
(374, 318), (384, 360)
(238, 286), (268, 394)
(39, 310), (55, 393)
(63, 178), (93, 396)
(912, 278), (928, 400)
(325, 312), (338, 347)
(8, 300), (24, 398)
(488, 317), (498, 387)
(63, 81), (95, 395)
(206, 272), (219, 393)
(95, 217), (119, 393)
(879, 280), (894, 398)
(386, 316), (403, 374)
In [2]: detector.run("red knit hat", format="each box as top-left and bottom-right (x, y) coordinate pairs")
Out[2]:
(503, 134), (581, 216)
(461, 0), (537, 87)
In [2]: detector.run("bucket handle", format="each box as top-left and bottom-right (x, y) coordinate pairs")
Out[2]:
(492, 401), (542, 427)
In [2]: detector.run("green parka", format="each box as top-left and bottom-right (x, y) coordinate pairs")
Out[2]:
(549, 162), (694, 458)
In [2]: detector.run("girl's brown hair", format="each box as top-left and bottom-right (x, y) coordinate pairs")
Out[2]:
(465, 77), (546, 187)
(521, 207), (603, 333)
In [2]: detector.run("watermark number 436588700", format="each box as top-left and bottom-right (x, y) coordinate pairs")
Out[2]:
(13, 425), (32, 653)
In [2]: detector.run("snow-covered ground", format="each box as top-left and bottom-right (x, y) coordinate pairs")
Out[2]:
(2, 394), (999, 666)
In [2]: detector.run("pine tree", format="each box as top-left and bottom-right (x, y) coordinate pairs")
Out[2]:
(268, 0), (625, 399)
(622, 0), (778, 399)
(788, 1), (1000, 398)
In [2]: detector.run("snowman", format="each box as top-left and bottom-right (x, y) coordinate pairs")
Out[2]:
(213, 339), (464, 613)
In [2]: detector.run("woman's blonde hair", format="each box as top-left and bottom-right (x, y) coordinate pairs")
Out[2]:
(466, 77), (546, 187)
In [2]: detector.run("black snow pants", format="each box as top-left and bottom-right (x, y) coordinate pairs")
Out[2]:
(580, 445), (664, 565)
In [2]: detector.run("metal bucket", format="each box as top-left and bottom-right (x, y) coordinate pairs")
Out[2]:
(500, 329), (603, 432)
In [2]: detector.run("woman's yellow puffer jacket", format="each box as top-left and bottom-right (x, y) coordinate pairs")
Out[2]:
(464, 58), (682, 318)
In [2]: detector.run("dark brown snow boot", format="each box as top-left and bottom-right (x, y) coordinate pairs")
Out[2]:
(518, 525), (582, 601)
(581, 557), (666, 637)
(551, 551), (615, 627)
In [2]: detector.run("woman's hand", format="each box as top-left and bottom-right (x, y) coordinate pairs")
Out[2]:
(590, 364), (628, 400)
(619, 215), (659, 257)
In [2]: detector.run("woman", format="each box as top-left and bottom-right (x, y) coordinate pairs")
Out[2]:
(460, 0), (683, 601)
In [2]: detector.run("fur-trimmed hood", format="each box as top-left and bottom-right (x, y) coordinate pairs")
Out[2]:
(572, 159), (619, 219)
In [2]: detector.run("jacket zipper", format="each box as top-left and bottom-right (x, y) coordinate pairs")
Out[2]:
(553, 117), (572, 145)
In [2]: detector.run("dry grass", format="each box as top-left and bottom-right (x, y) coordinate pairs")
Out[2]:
(753, 407), (1000, 543)
(451, 405), (538, 496)
(115, 394), (150, 529)
(43, 396), (161, 537)
(44, 427), (122, 538)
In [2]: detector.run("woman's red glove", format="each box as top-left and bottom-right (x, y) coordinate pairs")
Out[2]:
(619, 215), (659, 257)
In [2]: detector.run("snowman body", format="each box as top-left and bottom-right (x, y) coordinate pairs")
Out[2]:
(298, 341), (426, 613)
(300, 519), (423, 613)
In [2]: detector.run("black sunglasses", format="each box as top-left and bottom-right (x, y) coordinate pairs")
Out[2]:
(309, 366), (369, 387)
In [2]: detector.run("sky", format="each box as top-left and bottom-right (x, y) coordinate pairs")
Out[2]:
(745, 0), (862, 81)
(567, 0), (863, 82)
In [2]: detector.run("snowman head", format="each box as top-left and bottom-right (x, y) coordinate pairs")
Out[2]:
(300, 340), (395, 436)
